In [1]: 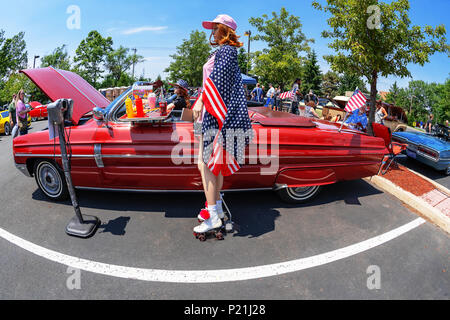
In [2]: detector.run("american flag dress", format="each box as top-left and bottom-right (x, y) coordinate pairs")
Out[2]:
(201, 45), (253, 177)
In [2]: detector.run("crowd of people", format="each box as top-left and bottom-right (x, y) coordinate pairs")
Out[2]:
(7, 89), (32, 138)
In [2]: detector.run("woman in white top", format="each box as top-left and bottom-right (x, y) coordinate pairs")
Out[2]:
(375, 101), (388, 124)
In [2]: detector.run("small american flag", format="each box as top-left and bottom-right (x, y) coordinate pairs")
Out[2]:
(279, 90), (295, 100)
(345, 88), (367, 113)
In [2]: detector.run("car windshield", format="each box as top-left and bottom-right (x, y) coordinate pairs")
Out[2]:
(1, 111), (9, 118)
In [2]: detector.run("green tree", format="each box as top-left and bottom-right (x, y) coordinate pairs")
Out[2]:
(436, 78), (450, 122)
(338, 72), (367, 95)
(321, 70), (340, 98)
(40, 45), (71, 70)
(249, 7), (314, 90)
(237, 47), (248, 74)
(302, 50), (322, 95)
(0, 73), (49, 105)
(73, 30), (113, 88)
(0, 30), (27, 83)
(164, 30), (211, 87)
(104, 46), (144, 87)
(313, 0), (450, 135)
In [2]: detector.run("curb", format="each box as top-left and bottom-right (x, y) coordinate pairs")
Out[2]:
(364, 175), (450, 236)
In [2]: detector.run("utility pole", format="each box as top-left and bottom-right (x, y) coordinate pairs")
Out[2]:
(409, 95), (417, 116)
(244, 31), (251, 75)
(132, 48), (137, 80)
(33, 55), (40, 69)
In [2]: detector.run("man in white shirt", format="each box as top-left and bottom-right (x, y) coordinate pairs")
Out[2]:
(265, 83), (275, 107)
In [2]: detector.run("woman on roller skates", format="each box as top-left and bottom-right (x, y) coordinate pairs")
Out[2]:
(192, 14), (253, 239)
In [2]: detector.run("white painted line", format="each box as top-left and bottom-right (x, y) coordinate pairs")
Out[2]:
(0, 218), (426, 283)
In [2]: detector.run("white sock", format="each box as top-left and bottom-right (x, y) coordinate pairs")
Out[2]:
(208, 204), (217, 216)
(216, 200), (223, 214)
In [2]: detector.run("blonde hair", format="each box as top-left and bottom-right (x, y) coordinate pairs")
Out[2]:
(16, 89), (24, 103)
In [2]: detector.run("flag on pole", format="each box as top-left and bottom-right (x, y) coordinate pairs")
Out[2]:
(345, 88), (367, 113)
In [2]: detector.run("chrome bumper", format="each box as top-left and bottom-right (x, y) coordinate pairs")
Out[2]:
(15, 163), (32, 177)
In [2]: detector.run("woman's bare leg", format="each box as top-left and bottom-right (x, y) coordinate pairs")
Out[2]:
(197, 136), (218, 206)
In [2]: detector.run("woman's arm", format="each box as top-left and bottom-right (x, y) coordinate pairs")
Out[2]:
(382, 107), (388, 119)
(192, 95), (204, 121)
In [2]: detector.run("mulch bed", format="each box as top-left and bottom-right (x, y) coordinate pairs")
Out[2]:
(382, 162), (436, 197)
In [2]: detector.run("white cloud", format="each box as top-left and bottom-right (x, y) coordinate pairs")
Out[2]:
(121, 26), (168, 35)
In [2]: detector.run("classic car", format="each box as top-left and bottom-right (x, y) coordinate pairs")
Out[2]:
(13, 67), (389, 203)
(29, 101), (48, 121)
(392, 124), (450, 175)
(0, 110), (31, 135)
(376, 101), (408, 133)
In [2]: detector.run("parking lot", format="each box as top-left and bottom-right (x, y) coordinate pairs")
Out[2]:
(0, 120), (448, 299)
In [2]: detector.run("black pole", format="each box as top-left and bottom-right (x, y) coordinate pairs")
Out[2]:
(247, 31), (251, 75)
(58, 124), (84, 223)
(59, 121), (100, 238)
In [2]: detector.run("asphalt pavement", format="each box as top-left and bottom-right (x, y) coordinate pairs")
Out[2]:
(0, 120), (448, 300)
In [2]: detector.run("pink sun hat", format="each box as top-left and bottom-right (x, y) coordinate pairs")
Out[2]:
(202, 14), (237, 31)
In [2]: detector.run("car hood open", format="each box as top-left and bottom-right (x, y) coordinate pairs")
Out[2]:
(21, 67), (110, 125)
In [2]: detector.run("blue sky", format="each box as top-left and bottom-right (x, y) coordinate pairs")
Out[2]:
(1, 0), (449, 91)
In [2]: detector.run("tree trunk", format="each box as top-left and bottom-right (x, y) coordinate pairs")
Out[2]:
(367, 71), (378, 136)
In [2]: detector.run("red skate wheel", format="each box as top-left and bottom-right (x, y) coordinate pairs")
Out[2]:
(198, 234), (206, 242)
(216, 232), (224, 240)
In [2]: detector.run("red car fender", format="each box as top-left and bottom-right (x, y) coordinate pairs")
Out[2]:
(275, 166), (338, 188)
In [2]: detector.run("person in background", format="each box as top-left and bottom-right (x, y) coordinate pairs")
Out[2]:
(290, 78), (302, 115)
(243, 84), (249, 100)
(167, 79), (191, 113)
(251, 83), (264, 103)
(273, 85), (281, 111)
(345, 105), (368, 131)
(445, 120), (449, 127)
(265, 83), (275, 107)
(305, 89), (318, 105)
(299, 101), (320, 119)
(425, 113), (434, 133)
(375, 101), (388, 125)
(15, 89), (31, 136)
(8, 94), (18, 138)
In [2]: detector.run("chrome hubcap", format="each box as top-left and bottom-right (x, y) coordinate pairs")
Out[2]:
(38, 163), (62, 196)
(287, 186), (319, 200)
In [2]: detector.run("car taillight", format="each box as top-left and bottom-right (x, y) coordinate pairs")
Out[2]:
(418, 147), (438, 159)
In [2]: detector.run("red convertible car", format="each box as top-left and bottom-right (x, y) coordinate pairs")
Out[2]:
(13, 67), (389, 203)
(29, 101), (48, 121)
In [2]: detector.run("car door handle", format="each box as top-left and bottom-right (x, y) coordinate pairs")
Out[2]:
(94, 144), (104, 168)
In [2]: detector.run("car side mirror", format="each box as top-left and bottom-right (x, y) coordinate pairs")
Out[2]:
(93, 107), (111, 128)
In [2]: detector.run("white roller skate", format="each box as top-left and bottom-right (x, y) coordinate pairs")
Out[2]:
(193, 206), (224, 241)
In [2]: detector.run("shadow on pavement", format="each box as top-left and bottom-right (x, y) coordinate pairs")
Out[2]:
(30, 179), (382, 239)
(98, 216), (131, 236)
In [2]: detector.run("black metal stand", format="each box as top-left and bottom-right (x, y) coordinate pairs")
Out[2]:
(57, 123), (100, 238)
(220, 193), (234, 233)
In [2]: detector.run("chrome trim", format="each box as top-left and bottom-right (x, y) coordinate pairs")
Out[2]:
(94, 144), (104, 168)
(101, 154), (196, 159)
(15, 153), (93, 158)
(416, 150), (439, 163)
(75, 186), (273, 193)
(273, 183), (288, 191)
(15, 163), (32, 177)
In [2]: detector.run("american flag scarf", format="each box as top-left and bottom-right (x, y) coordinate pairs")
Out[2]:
(202, 45), (253, 177)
